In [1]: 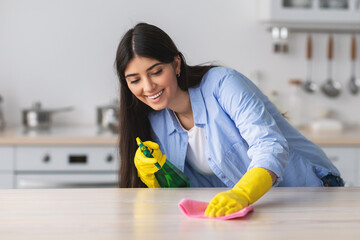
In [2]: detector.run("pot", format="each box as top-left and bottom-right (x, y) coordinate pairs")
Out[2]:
(22, 102), (74, 129)
(96, 100), (119, 132)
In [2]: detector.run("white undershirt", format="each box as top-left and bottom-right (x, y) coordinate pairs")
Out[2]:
(174, 113), (214, 176)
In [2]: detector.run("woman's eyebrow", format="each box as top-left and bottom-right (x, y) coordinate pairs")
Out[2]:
(125, 62), (164, 78)
(146, 62), (163, 71)
(125, 73), (138, 78)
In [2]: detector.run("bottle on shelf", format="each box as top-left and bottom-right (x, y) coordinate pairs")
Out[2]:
(287, 79), (304, 128)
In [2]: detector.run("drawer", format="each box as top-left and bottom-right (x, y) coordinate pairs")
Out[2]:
(15, 146), (119, 171)
(0, 146), (14, 170)
(322, 147), (358, 186)
(15, 173), (118, 189)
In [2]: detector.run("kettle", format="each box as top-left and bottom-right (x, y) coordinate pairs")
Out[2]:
(0, 95), (5, 131)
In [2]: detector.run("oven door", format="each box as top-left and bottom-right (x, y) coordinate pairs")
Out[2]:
(15, 173), (118, 189)
(14, 146), (119, 189)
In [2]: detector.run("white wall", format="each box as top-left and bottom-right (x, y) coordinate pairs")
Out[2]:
(1, 0), (359, 127)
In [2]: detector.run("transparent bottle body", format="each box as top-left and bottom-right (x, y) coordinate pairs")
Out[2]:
(154, 161), (190, 188)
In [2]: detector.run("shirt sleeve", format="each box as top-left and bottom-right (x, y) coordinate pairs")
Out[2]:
(214, 70), (289, 184)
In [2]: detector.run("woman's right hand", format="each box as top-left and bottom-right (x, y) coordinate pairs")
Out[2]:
(134, 141), (167, 188)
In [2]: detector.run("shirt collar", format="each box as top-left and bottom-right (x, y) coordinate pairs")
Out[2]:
(165, 86), (208, 135)
(165, 108), (181, 135)
(189, 86), (207, 126)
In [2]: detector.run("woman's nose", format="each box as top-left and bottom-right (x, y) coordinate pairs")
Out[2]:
(143, 77), (156, 92)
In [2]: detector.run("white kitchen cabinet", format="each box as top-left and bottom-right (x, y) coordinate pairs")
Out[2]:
(0, 145), (119, 189)
(321, 147), (359, 186)
(0, 126), (120, 189)
(0, 146), (14, 170)
(258, 0), (360, 31)
(0, 147), (15, 188)
(0, 173), (14, 188)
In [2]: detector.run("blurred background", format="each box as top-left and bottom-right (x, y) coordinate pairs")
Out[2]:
(1, 0), (360, 189)
(0, 0), (359, 127)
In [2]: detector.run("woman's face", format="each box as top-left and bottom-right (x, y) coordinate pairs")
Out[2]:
(124, 55), (181, 111)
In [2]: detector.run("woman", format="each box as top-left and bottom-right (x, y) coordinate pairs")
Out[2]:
(115, 23), (343, 218)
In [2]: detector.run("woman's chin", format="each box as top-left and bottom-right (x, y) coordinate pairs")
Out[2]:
(149, 104), (167, 111)
(146, 101), (167, 111)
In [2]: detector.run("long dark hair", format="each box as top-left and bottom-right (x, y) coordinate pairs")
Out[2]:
(115, 23), (215, 188)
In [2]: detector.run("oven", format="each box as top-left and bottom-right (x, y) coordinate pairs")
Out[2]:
(14, 146), (119, 189)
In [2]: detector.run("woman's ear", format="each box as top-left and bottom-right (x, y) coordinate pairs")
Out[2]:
(173, 55), (181, 75)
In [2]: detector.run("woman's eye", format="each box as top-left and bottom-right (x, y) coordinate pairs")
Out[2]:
(130, 79), (140, 84)
(152, 69), (162, 75)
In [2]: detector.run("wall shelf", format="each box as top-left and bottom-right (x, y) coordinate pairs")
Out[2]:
(258, 0), (360, 33)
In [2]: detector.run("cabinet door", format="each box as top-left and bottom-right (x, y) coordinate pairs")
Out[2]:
(0, 146), (14, 170)
(322, 147), (358, 187)
(0, 173), (14, 188)
(0, 147), (14, 188)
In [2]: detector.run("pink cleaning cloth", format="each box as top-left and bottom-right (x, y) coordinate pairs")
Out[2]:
(178, 198), (254, 220)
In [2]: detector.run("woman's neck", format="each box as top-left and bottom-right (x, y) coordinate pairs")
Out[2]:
(168, 90), (194, 130)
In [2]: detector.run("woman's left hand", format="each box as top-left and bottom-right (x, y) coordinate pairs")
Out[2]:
(205, 167), (274, 218)
(204, 189), (249, 217)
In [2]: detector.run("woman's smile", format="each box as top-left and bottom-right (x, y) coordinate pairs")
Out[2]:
(146, 89), (164, 100)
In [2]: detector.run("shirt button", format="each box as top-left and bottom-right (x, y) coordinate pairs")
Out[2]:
(221, 175), (226, 179)
(208, 158), (211, 161)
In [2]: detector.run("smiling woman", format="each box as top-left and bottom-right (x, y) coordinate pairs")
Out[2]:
(114, 23), (343, 219)
(115, 23), (214, 188)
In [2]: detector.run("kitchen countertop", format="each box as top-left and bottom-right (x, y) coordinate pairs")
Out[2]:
(298, 125), (360, 146)
(1, 125), (360, 146)
(0, 126), (117, 146)
(0, 187), (359, 239)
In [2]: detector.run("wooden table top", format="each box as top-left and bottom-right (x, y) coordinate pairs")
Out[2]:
(0, 187), (360, 239)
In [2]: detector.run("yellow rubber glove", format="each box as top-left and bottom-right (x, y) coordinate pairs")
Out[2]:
(204, 167), (273, 217)
(134, 141), (167, 188)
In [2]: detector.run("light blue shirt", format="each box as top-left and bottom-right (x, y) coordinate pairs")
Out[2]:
(148, 67), (340, 187)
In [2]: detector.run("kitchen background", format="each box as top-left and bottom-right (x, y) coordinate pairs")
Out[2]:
(1, 0), (360, 189)
(1, 0), (360, 128)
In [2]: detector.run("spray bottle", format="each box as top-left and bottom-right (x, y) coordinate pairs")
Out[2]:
(136, 137), (190, 188)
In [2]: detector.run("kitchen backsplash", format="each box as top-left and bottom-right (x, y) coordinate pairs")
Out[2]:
(0, 0), (359, 127)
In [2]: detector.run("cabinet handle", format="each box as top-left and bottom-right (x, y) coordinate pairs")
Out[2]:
(106, 154), (114, 163)
(43, 154), (51, 163)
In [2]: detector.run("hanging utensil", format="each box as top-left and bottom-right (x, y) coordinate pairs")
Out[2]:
(303, 35), (317, 93)
(271, 27), (281, 53)
(349, 35), (360, 95)
(321, 35), (341, 98)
